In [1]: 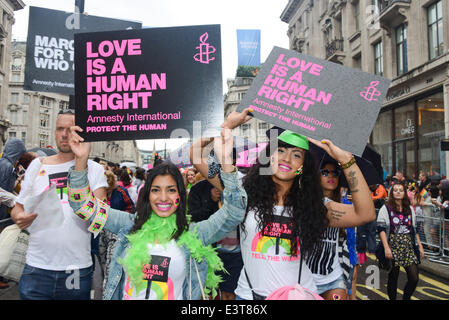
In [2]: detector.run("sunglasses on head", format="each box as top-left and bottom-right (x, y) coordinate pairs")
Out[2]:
(320, 169), (341, 177)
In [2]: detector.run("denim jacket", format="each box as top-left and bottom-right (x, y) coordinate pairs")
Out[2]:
(67, 167), (247, 300)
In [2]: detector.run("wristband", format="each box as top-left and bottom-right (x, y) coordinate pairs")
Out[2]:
(75, 192), (97, 221)
(339, 156), (356, 169)
(88, 198), (109, 238)
(68, 186), (92, 203)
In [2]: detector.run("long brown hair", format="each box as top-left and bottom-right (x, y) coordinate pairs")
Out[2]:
(387, 182), (411, 215)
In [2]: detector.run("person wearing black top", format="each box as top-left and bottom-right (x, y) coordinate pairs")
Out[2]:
(188, 179), (221, 222)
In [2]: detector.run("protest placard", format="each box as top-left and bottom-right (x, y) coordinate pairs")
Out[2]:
(237, 46), (391, 156)
(74, 24), (223, 142)
(24, 6), (142, 95)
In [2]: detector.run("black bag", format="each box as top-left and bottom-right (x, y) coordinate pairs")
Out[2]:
(375, 241), (391, 271)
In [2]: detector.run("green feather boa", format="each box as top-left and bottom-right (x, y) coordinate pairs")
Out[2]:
(118, 212), (225, 298)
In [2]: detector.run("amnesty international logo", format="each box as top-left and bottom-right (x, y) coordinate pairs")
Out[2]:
(194, 32), (216, 64)
(360, 81), (382, 102)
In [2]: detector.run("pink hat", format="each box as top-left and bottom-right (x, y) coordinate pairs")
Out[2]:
(266, 284), (324, 300)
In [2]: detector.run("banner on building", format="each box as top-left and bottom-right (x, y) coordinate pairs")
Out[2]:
(74, 24), (223, 142)
(236, 46), (391, 156)
(237, 29), (261, 67)
(24, 6), (142, 95)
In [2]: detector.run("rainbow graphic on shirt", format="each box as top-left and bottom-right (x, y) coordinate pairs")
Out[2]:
(251, 231), (292, 254)
(250, 215), (299, 256)
(123, 277), (174, 300)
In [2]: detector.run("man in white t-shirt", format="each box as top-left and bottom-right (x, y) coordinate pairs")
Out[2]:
(11, 109), (107, 300)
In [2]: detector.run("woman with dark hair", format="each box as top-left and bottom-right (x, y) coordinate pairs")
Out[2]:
(377, 182), (425, 300)
(66, 127), (247, 300)
(305, 160), (350, 300)
(220, 109), (375, 300)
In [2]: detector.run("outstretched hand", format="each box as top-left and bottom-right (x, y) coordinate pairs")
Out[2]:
(69, 126), (91, 170)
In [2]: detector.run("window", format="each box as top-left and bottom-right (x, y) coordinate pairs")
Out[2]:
(354, 1), (360, 32)
(11, 72), (20, 82)
(10, 92), (18, 104)
(9, 131), (16, 139)
(417, 92), (445, 176)
(428, 0), (444, 60)
(0, 44), (4, 67)
(241, 123), (250, 136)
(9, 109), (17, 124)
(21, 132), (26, 143)
(353, 54), (362, 69)
(23, 94), (30, 104)
(39, 134), (49, 148)
(396, 24), (408, 76)
(374, 41), (383, 76)
(372, 0), (380, 14)
(40, 112), (49, 127)
(372, 111), (392, 175)
(22, 110), (27, 125)
(258, 122), (269, 135)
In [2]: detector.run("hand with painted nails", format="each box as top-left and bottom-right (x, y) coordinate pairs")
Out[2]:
(307, 137), (353, 165)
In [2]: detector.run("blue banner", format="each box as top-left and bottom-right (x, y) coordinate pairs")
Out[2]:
(237, 29), (260, 66)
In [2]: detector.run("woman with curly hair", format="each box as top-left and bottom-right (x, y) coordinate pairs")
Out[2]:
(217, 109), (376, 300)
(377, 182), (425, 300)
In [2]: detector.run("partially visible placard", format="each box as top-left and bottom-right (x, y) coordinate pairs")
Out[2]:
(24, 6), (142, 95)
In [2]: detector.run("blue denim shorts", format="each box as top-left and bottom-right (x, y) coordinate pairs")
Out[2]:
(19, 264), (93, 300)
(315, 274), (347, 295)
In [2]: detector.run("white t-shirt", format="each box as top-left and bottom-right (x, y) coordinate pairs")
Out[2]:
(16, 158), (107, 271)
(305, 227), (343, 286)
(234, 205), (317, 300)
(123, 240), (186, 300)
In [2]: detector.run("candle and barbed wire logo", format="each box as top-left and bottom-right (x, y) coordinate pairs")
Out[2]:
(360, 81), (382, 102)
(194, 32), (216, 64)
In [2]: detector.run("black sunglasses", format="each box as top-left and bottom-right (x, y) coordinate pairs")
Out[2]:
(320, 169), (341, 177)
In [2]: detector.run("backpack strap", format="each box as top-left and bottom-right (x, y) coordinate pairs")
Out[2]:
(116, 185), (134, 212)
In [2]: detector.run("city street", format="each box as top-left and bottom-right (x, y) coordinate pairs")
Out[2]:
(2, 255), (449, 301)
(356, 254), (449, 300)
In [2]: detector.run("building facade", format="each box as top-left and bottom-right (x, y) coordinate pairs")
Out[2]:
(8, 41), (142, 166)
(224, 76), (270, 144)
(0, 0), (24, 150)
(9, 41), (70, 150)
(281, 0), (449, 179)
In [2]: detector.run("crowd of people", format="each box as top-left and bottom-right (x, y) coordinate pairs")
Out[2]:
(0, 107), (443, 300)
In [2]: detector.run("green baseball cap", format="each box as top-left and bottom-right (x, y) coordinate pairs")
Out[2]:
(277, 130), (309, 150)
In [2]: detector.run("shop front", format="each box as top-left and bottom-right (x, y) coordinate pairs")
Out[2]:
(371, 62), (448, 180)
